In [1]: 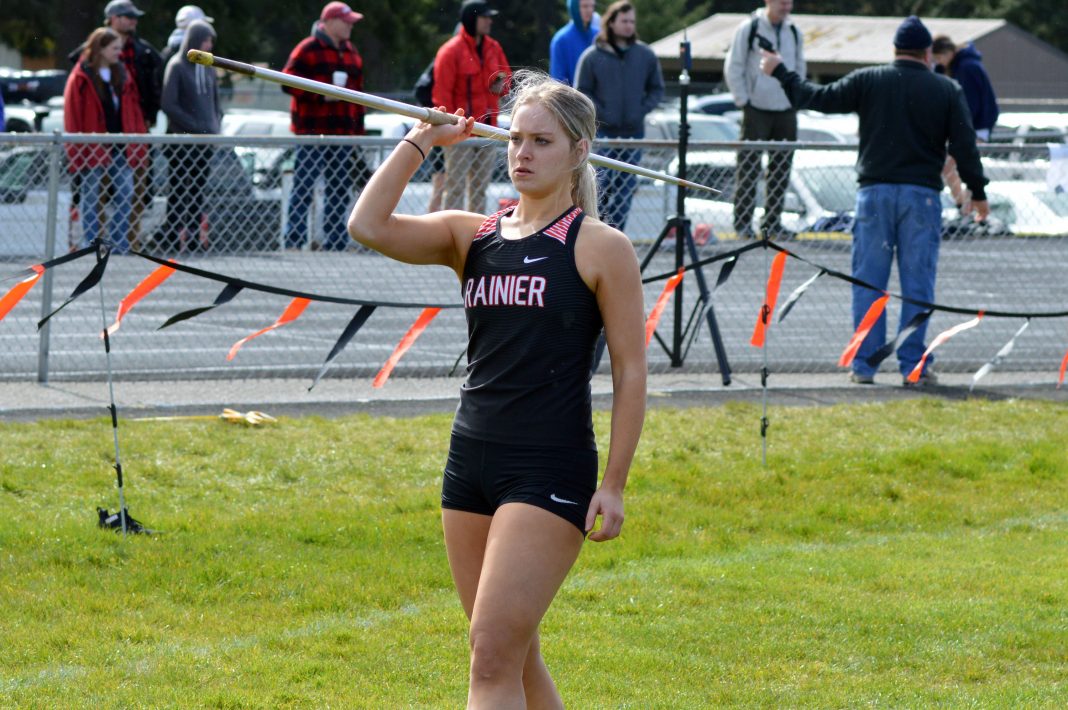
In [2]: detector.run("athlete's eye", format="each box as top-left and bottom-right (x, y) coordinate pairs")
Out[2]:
(536, 137), (549, 145)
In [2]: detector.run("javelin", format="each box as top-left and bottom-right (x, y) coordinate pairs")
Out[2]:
(187, 50), (719, 195)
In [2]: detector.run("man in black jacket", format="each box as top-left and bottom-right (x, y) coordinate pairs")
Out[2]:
(760, 16), (989, 387)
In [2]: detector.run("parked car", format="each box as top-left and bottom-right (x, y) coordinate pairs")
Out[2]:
(2, 103), (50, 132)
(0, 146), (51, 203)
(688, 92), (737, 116)
(991, 112), (1068, 144)
(678, 149), (1019, 240)
(0, 68), (68, 105)
(979, 181), (1068, 237)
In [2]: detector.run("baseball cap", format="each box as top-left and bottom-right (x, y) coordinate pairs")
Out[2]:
(460, 0), (498, 18)
(104, 0), (145, 19)
(321, 2), (363, 23)
(176, 5), (214, 29)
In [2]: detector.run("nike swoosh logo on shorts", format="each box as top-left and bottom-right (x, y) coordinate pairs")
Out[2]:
(524, 256), (549, 264)
(550, 493), (577, 505)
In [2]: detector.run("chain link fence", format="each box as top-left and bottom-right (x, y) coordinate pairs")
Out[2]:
(1, 132), (1065, 383)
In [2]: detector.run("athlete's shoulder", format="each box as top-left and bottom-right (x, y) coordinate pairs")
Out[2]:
(577, 214), (632, 249)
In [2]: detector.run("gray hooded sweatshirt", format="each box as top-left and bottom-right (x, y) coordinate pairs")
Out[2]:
(161, 20), (221, 134)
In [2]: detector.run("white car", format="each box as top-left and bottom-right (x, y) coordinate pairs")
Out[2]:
(982, 181), (1068, 236)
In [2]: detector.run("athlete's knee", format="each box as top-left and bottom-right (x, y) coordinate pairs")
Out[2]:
(469, 624), (527, 683)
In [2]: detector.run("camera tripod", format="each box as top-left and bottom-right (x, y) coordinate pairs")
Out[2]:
(639, 38), (732, 384)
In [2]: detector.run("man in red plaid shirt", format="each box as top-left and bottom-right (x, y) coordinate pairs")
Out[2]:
(281, 2), (367, 251)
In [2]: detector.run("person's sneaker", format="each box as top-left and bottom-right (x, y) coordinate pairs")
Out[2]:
(903, 370), (939, 387)
(734, 227), (758, 240)
(850, 372), (875, 385)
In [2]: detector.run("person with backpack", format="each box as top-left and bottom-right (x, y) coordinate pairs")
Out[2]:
(724, 0), (805, 241)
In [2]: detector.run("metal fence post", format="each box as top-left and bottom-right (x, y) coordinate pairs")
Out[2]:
(36, 130), (63, 383)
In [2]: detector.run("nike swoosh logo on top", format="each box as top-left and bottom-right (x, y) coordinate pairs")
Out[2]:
(550, 493), (577, 505)
(524, 256), (549, 264)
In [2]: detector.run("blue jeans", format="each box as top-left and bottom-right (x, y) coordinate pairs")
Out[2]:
(595, 135), (641, 231)
(285, 144), (357, 250)
(80, 153), (133, 253)
(851, 183), (942, 377)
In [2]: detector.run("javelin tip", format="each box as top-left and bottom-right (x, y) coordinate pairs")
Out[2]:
(187, 49), (213, 66)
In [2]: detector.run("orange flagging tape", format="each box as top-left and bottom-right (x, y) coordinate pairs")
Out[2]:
(105, 260), (176, 336)
(0, 265), (44, 322)
(227, 297), (311, 361)
(644, 268), (685, 347)
(906, 311), (985, 383)
(750, 251), (787, 348)
(1058, 349), (1068, 388)
(838, 294), (890, 367)
(373, 307), (442, 388)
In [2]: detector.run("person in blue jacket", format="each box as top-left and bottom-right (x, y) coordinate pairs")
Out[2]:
(932, 35), (999, 141)
(550, 0), (599, 87)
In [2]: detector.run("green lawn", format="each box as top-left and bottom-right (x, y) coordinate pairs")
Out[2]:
(1, 399), (1066, 708)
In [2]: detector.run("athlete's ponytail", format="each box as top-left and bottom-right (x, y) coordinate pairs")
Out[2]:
(506, 71), (600, 220)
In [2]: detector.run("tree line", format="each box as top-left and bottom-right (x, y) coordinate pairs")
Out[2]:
(3, 0), (1065, 91)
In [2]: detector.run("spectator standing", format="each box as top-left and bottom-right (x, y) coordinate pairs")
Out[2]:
(159, 20), (221, 253)
(101, 0), (163, 252)
(575, 0), (663, 231)
(63, 27), (148, 253)
(550, 0), (599, 87)
(0, 90), (5, 131)
(281, 1), (366, 251)
(932, 35), (999, 142)
(432, 0), (511, 213)
(761, 15), (989, 386)
(724, 0), (804, 240)
(162, 5), (215, 66)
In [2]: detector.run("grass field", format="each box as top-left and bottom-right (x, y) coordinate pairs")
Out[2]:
(1, 399), (1066, 708)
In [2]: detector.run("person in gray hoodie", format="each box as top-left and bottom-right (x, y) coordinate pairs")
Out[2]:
(159, 19), (220, 252)
(575, 0), (663, 230)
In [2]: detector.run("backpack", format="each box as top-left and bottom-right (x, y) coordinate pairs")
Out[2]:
(748, 16), (800, 57)
(414, 60), (434, 107)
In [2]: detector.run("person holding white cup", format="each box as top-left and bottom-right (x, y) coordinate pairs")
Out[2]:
(280, 2), (367, 250)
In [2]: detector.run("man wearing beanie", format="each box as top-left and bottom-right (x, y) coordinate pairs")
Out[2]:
(432, 0), (512, 212)
(760, 15), (989, 387)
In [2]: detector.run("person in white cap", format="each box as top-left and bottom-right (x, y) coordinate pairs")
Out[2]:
(162, 5), (215, 65)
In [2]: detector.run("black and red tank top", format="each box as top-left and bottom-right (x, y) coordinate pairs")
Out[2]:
(452, 205), (603, 449)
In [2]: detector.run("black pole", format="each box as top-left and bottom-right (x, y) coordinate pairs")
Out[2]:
(672, 39), (691, 367)
(629, 34), (732, 383)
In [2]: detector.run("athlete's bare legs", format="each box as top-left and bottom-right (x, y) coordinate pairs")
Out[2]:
(443, 504), (583, 709)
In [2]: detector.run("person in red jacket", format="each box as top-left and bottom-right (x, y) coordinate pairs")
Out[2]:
(281, 2), (367, 251)
(432, 0), (511, 212)
(63, 27), (148, 254)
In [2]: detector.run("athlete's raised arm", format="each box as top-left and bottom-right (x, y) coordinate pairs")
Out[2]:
(348, 108), (482, 275)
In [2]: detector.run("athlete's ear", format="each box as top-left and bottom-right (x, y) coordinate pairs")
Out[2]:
(572, 138), (590, 170)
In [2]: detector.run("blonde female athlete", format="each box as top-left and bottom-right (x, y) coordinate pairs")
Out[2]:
(348, 71), (646, 709)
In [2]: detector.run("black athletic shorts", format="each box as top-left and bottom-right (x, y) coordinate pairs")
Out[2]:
(442, 432), (598, 534)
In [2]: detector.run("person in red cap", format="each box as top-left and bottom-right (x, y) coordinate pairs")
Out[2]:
(432, 0), (512, 212)
(281, 2), (368, 251)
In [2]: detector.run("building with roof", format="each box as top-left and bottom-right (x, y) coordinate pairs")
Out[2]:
(650, 14), (1068, 111)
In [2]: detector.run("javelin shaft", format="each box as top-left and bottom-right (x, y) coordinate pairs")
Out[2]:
(187, 50), (718, 195)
